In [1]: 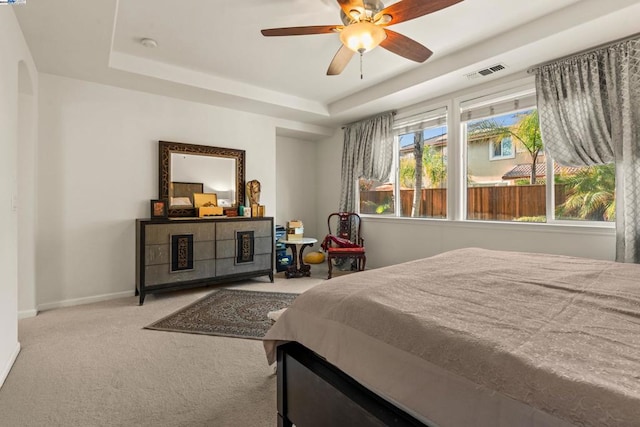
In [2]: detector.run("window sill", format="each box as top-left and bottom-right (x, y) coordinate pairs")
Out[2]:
(358, 214), (615, 235)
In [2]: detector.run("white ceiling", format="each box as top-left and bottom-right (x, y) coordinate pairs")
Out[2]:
(13, 0), (640, 137)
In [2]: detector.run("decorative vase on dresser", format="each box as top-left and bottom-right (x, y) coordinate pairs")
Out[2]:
(136, 216), (274, 305)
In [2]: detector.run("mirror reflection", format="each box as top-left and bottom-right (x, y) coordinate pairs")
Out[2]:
(169, 153), (237, 208)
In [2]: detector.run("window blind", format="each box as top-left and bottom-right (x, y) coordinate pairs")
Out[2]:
(394, 107), (447, 135)
(460, 89), (536, 122)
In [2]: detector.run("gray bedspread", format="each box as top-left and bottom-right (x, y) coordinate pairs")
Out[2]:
(263, 248), (640, 426)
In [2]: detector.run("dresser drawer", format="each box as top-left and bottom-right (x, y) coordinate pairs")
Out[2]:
(216, 219), (272, 239)
(216, 254), (272, 276)
(144, 222), (216, 245)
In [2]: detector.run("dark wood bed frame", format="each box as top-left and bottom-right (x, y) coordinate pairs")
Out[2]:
(277, 342), (430, 427)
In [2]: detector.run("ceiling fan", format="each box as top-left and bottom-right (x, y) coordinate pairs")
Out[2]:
(261, 0), (464, 76)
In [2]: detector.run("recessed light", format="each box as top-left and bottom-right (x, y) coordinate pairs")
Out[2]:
(140, 38), (158, 48)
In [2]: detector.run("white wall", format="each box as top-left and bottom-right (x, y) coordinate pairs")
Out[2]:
(360, 218), (615, 268)
(275, 136), (318, 237)
(36, 73), (282, 309)
(314, 130), (344, 240)
(0, 7), (38, 388)
(17, 62), (37, 319)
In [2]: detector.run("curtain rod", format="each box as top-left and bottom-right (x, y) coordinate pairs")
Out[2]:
(527, 32), (640, 74)
(341, 111), (396, 130)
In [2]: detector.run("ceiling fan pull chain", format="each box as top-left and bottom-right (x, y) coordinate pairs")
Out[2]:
(359, 48), (364, 79)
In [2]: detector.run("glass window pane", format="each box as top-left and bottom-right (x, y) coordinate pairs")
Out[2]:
(493, 141), (502, 157)
(397, 125), (447, 218)
(359, 178), (395, 215)
(554, 163), (615, 222)
(466, 109), (546, 222)
(502, 138), (513, 156)
(359, 107), (447, 219)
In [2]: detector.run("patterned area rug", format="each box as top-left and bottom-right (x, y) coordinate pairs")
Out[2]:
(144, 289), (298, 340)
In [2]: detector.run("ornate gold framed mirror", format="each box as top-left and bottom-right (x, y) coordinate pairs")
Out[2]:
(158, 141), (245, 217)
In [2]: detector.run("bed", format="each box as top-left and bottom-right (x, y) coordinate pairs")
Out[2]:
(263, 248), (640, 427)
(170, 181), (203, 206)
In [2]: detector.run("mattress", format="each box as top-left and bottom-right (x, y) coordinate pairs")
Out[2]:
(263, 248), (640, 427)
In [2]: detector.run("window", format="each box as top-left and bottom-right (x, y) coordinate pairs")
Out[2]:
(461, 87), (615, 223)
(359, 107), (447, 218)
(357, 84), (615, 226)
(359, 177), (395, 215)
(462, 89), (545, 222)
(489, 137), (514, 160)
(553, 163), (615, 222)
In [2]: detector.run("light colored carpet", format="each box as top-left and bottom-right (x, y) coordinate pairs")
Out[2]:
(0, 264), (332, 427)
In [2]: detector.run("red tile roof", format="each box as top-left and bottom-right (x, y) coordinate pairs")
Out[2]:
(502, 163), (583, 180)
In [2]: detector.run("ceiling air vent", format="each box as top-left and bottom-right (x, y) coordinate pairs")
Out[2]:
(464, 63), (508, 80)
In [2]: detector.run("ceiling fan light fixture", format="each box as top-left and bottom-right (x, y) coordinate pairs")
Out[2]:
(339, 21), (386, 53)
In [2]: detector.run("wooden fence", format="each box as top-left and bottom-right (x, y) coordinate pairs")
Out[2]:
(360, 185), (567, 220)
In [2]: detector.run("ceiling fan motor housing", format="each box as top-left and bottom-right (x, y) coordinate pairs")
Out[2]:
(340, 0), (385, 24)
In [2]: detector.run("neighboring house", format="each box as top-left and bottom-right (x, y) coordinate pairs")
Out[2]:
(467, 134), (537, 186)
(399, 133), (447, 160)
(399, 131), (541, 187)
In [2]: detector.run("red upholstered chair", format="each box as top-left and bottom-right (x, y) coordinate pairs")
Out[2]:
(321, 212), (365, 279)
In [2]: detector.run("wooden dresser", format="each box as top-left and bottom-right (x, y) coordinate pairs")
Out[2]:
(136, 217), (274, 305)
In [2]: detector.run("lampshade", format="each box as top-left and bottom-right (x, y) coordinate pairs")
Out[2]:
(339, 21), (386, 53)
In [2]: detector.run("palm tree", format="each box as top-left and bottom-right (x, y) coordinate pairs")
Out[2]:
(399, 157), (415, 188)
(411, 132), (424, 217)
(400, 135), (447, 216)
(422, 145), (446, 187)
(471, 110), (543, 184)
(515, 112), (543, 184)
(556, 164), (616, 221)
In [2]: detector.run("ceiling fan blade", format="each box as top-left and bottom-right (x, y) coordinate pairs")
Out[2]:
(336, 0), (364, 18)
(261, 25), (340, 37)
(375, 0), (463, 25)
(380, 29), (433, 63)
(327, 45), (355, 75)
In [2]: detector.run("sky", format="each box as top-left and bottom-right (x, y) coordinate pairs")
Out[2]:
(399, 109), (533, 148)
(399, 126), (447, 147)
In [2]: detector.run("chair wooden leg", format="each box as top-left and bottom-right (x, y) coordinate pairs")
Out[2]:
(327, 256), (333, 279)
(361, 256), (366, 271)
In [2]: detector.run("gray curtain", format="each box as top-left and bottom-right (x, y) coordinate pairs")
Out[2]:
(339, 111), (395, 212)
(534, 37), (640, 262)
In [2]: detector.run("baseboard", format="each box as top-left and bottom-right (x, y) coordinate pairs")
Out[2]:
(37, 290), (134, 312)
(0, 342), (21, 389)
(18, 309), (38, 320)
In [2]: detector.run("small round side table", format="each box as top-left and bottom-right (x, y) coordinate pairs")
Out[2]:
(279, 237), (318, 279)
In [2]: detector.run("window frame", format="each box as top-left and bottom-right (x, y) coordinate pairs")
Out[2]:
(356, 78), (615, 229)
(356, 104), (449, 219)
(488, 137), (515, 161)
(545, 156), (616, 226)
